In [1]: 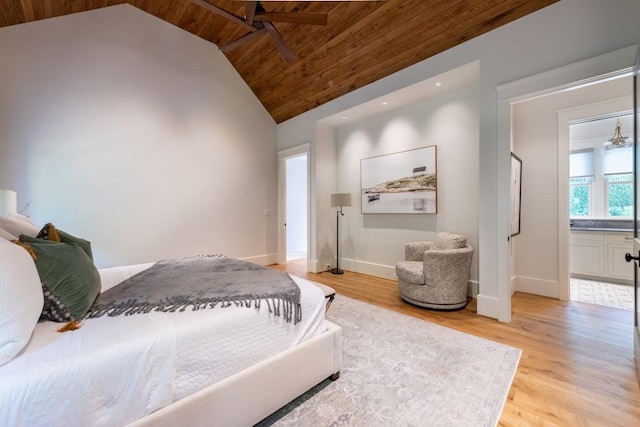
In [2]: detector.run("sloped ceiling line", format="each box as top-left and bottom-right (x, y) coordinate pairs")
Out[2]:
(0, 0), (559, 123)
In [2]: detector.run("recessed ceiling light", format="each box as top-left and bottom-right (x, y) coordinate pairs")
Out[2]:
(342, 116), (348, 120)
(381, 102), (388, 105)
(435, 82), (442, 87)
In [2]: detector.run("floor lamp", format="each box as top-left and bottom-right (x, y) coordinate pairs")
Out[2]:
(330, 193), (351, 274)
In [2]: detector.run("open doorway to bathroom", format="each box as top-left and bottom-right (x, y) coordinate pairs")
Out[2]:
(568, 112), (634, 312)
(285, 153), (308, 261)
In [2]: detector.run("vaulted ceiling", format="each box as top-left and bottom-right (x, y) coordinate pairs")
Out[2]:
(0, 0), (559, 123)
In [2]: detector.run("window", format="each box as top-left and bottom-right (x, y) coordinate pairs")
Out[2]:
(606, 173), (633, 217)
(569, 150), (594, 217)
(569, 113), (634, 219)
(570, 177), (592, 216)
(603, 146), (632, 218)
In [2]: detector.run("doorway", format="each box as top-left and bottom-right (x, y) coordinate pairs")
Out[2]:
(567, 112), (635, 311)
(498, 46), (637, 322)
(285, 153), (308, 261)
(277, 143), (311, 267)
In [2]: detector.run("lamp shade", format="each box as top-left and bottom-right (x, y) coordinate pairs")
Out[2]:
(331, 193), (351, 208)
(0, 189), (17, 217)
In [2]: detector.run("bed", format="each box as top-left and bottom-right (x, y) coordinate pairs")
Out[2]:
(0, 222), (342, 427)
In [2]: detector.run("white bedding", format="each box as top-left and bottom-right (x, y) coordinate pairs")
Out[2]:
(0, 262), (327, 427)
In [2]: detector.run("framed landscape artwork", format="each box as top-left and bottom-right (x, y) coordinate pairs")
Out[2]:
(510, 152), (522, 237)
(361, 145), (437, 214)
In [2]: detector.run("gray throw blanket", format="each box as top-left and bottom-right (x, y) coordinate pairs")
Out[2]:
(87, 256), (302, 324)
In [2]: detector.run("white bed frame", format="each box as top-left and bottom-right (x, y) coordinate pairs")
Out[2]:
(129, 321), (342, 427)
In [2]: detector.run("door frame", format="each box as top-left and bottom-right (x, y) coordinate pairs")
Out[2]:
(496, 46), (637, 322)
(277, 143), (311, 268)
(632, 46), (640, 379)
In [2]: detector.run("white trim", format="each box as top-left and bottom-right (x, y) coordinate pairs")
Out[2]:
(239, 253), (278, 266)
(495, 45), (638, 322)
(341, 258), (396, 280)
(341, 258), (479, 298)
(513, 276), (559, 299)
(476, 294), (499, 319)
(277, 143), (311, 270)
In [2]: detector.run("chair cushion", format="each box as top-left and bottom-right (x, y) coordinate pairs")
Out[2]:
(405, 242), (430, 262)
(431, 232), (467, 250)
(395, 261), (424, 285)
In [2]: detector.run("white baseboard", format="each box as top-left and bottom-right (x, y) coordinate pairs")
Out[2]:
(334, 258), (479, 298)
(241, 253), (278, 266)
(513, 275), (559, 298)
(341, 258), (396, 280)
(476, 294), (499, 319)
(468, 281), (479, 298)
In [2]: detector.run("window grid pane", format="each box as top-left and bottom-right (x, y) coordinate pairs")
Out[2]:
(607, 181), (633, 217)
(570, 184), (590, 217)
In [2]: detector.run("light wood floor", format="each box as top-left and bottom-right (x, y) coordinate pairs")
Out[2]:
(271, 260), (640, 426)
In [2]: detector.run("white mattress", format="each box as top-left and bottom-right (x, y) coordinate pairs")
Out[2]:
(0, 262), (327, 427)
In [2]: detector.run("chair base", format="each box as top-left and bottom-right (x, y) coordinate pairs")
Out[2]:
(400, 294), (468, 311)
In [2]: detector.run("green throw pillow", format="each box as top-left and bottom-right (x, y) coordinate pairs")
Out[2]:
(19, 240), (101, 322)
(36, 223), (93, 261)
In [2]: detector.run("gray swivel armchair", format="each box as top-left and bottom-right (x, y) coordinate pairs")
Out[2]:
(395, 232), (473, 310)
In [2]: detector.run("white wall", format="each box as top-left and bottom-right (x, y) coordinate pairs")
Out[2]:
(277, 0), (640, 319)
(0, 5), (277, 268)
(512, 77), (633, 297)
(335, 85), (479, 284)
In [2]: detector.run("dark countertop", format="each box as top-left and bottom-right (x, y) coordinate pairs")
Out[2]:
(570, 227), (632, 232)
(570, 219), (633, 233)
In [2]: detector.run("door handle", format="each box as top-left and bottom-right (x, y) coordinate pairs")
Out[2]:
(625, 252), (640, 262)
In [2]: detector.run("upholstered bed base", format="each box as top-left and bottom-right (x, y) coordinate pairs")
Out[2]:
(128, 321), (342, 427)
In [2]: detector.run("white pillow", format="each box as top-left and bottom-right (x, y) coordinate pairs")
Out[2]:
(0, 238), (44, 366)
(0, 227), (17, 240)
(9, 213), (37, 226)
(0, 214), (39, 238)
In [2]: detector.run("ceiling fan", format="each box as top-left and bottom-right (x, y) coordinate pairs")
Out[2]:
(192, 0), (329, 63)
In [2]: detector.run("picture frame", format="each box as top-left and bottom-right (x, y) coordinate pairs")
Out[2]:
(510, 152), (522, 237)
(360, 145), (437, 214)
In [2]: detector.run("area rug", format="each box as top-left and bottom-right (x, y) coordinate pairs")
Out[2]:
(257, 295), (521, 426)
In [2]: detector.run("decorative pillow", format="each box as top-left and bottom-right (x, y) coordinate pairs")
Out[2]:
(0, 238), (44, 366)
(431, 232), (467, 250)
(36, 223), (93, 261)
(0, 227), (17, 240)
(0, 214), (39, 238)
(15, 239), (101, 322)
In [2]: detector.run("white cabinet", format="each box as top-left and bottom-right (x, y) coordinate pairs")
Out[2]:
(570, 232), (605, 276)
(606, 233), (634, 280)
(570, 231), (633, 283)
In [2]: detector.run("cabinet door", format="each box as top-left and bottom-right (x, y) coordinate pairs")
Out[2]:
(606, 235), (634, 280)
(570, 241), (605, 276)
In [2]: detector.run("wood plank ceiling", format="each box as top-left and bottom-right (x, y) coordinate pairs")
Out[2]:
(0, 0), (559, 123)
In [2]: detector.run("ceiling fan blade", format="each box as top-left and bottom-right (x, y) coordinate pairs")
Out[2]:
(245, 1), (257, 25)
(263, 21), (297, 63)
(254, 12), (328, 26)
(220, 27), (267, 53)
(191, 0), (256, 33)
